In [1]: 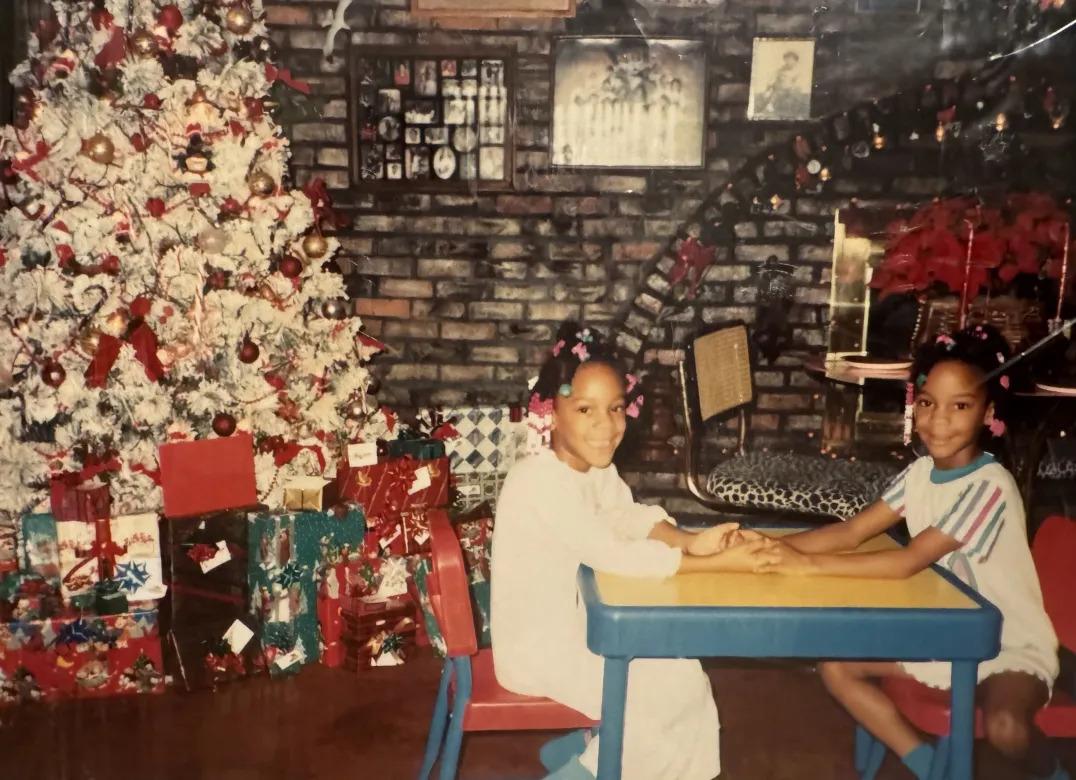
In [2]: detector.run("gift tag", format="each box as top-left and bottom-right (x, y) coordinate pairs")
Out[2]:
(409, 466), (432, 495)
(273, 642), (306, 670)
(200, 540), (232, 573)
(347, 442), (378, 467)
(222, 619), (254, 654)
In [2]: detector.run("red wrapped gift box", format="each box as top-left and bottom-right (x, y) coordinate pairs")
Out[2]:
(336, 457), (448, 516)
(339, 594), (417, 670)
(50, 478), (110, 522)
(0, 609), (166, 705)
(158, 434), (259, 518)
(366, 510), (431, 557)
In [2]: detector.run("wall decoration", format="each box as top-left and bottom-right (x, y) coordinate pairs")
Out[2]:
(551, 37), (706, 169)
(348, 49), (513, 190)
(747, 38), (815, 122)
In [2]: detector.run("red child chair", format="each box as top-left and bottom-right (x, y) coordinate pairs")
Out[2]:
(854, 514), (1076, 779)
(419, 509), (597, 780)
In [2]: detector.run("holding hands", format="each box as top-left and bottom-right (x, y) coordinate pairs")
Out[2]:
(683, 524), (815, 574)
(685, 522), (765, 556)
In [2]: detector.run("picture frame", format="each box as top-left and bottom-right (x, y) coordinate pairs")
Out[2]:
(747, 37), (815, 122)
(551, 36), (706, 169)
(348, 47), (514, 191)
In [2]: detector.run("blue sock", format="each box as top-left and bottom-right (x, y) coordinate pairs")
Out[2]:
(542, 755), (595, 780)
(1033, 761), (1072, 780)
(901, 743), (935, 780)
(539, 730), (588, 772)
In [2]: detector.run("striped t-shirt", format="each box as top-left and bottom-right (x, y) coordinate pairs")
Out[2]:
(882, 453), (1057, 669)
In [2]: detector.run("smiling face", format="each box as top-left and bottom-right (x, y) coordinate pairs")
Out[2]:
(914, 360), (992, 470)
(551, 362), (627, 472)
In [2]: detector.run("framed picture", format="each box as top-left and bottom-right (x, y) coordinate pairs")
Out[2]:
(747, 38), (815, 122)
(348, 48), (514, 190)
(551, 37), (706, 168)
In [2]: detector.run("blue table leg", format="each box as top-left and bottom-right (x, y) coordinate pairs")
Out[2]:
(596, 657), (630, 780)
(948, 662), (978, 780)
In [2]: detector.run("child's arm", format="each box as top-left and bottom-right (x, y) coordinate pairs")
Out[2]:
(648, 520), (754, 554)
(759, 527), (962, 579)
(778, 500), (903, 555)
(678, 538), (781, 574)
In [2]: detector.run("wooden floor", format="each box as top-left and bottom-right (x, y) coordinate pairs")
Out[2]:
(2, 651), (1071, 779)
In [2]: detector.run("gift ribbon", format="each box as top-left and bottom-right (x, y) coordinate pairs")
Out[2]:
(270, 441), (327, 473)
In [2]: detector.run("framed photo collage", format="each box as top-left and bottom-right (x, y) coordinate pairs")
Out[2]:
(348, 49), (514, 190)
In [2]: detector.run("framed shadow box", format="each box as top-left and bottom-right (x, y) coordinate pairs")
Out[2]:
(348, 47), (515, 191)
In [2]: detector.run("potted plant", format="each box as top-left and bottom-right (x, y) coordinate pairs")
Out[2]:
(869, 192), (1072, 347)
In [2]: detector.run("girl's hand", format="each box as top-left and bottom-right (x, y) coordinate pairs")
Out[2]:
(686, 523), (742, 556)
(754, 541), (818, 575)
(686, 523), (766, 556)
(711, 538), (781, 573)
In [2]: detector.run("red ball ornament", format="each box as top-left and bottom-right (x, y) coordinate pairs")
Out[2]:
(212, 412), (236, 437)
(101, 255), (121, 275)
(278, 255), (303, 278)
(41, 361), (66, 388)
(158, 5), (184, 34)
(207, 270), (229, 290)
(238, 337), (260, 364)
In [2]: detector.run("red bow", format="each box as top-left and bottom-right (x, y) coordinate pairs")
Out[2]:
(264, 63), (311, 94)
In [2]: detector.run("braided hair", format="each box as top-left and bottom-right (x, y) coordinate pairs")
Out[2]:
(911, 323), (1013, 438)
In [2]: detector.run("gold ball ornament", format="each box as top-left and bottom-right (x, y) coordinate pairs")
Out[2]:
(345, 398), (367, 420)
(156, 346), (177, 368)
(224, 5), (255, 35)
(197, 226), (229, 254)
(301, 233), (329, 260)
(104, 310), (130, 334)
(82, 133), (115, 165)
(77, 329), (102, 355)
(247, 170), (275, 197)
(128, 30), (159, 58)
(320, 299), (348, 320)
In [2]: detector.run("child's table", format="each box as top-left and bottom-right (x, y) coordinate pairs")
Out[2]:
(577, 534), (1001, 780)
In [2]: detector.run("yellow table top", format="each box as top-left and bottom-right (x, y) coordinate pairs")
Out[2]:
(595, 533), (978, 611)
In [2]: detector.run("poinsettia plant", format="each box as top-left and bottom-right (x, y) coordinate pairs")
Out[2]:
(870, 193), (1073, 300)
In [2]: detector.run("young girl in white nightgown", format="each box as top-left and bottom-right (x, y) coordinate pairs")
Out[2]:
(491, 322), (776, 780)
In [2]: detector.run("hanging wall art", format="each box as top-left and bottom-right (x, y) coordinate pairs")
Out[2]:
(551, 37), (706, 168)
(747, 37), (815, 122)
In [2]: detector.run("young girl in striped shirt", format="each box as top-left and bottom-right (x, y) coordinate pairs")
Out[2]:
(760, 324), (1064, 780)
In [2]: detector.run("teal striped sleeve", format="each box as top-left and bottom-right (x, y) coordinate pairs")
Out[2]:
(881, 464), (912, 515)
(934, 479), (1007, 561)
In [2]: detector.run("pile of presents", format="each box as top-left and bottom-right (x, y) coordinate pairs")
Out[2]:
(0, 406), (524, 705)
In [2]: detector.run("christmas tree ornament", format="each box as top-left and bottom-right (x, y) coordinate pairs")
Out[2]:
(101, 255), (121, 275)
(128, 30), (159, 58)
(212, 412), (237, 437)
(41, 361), (66, 388)
(82, 133), (115, 165)
(320, 299), (349, 320)
(238, 337), (260, 363)
(935, 122), (947, 142)
(184, 153), (210, 174)
(197, 227), (229, 253)
(207, 270), (229, 289)
(224, 4), (255, 35)
(77, 329), (102, 355)
(301, 233), (328, 259)
(345, 399), (366, 420)
(247, 170), (275, 197)
(872, 132), (886, 150)
(818, 167), (832, 182)
(104, 310), (130, 334)
(278, 255), (303, 278)
(158, 5), (184, 34)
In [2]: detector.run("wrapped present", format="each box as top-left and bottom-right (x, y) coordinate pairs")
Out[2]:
(17, 514), (61, 587)
(248, 509), (365, 675)
(167, 616), (265, 692)
(407, 557), (446, 656)
(456, 516), (493, 584)
(49, 477), (111, 522)
(346, 554), (413, 600)
(336, 457), (449, 515)
(0, 574), (63, 623)
(386, 438), (446, 460)
(340, 594), (418, 669)
(282, 476), (338, 512)
(316, 563), (346, 668)
(0, 608), (166, 705)
(366, 510), (431, 557)
(440, 406), (526, 474)
(56, 513), (166, 605)
(0, 518), (17, 575)
(451, 473), (507, 513)
(94, 580), (128, 615)
(158, 433), (258, 518)
(166, 511), (249, 625)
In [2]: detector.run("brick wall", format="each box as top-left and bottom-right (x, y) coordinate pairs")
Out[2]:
(266, 0), (1074, 451)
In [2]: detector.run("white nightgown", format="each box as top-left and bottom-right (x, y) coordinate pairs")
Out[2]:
(491, 449), (721, 780)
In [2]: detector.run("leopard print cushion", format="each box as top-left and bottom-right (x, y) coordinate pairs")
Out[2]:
(705, 452), (901, 519)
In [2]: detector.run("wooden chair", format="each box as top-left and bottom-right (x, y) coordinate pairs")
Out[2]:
(678, 323), (899, 521)
(853, 515), (1076, 779)
(419, 509), (596, 780)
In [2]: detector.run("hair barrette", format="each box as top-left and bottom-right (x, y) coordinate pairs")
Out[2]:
(558, 383), (572, 397)
(571, 342), (589, 362)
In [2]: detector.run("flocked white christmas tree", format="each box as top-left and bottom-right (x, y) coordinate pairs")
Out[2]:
(0, 0), (386, 517)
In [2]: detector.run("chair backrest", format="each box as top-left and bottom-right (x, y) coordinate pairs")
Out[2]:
(689, 324), (754, 423)
(1031, 515), (1076, 653)
(427, 509), (479, 658)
